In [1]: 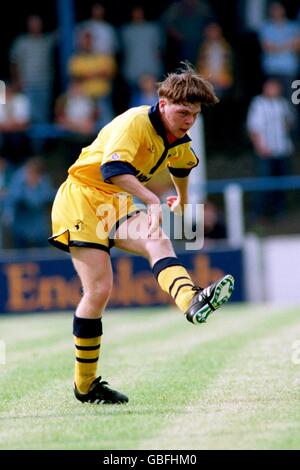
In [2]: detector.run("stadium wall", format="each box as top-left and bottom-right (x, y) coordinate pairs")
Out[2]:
(0, 247), (245, 314)
(262, 236), (300, 305)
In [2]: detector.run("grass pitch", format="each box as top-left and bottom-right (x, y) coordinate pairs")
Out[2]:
(1, 304), (300, 450)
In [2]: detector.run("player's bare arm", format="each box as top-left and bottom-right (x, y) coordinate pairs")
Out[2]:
(110, 174), (160, 206)
(110, 174), (162, 234)
(167, 174), (189, 214)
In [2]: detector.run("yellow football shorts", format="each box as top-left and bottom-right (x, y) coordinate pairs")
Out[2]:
(48, 177), (138, 253)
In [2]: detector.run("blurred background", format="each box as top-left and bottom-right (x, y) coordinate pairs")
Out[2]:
(1, 0), (300, 312)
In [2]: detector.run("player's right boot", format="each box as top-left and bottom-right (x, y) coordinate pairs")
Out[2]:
(185, 274), (235, 325)
(74, 376), (129, 404)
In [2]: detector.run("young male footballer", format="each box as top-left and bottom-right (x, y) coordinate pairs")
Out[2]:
(49, 64), (235, 404)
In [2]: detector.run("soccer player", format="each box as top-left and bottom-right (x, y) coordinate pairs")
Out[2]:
(49, 64), (235, 404)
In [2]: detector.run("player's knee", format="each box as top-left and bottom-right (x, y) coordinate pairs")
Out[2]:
(84, 281), (112, 310)
(144, 237), (173, 257)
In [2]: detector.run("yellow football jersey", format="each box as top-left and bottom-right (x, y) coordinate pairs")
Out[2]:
(68, 103), (199, 193)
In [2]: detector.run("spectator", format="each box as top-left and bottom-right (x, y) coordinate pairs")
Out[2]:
(9, 15), (56, 124)
(120, 6), (164, 90)
(203, 200), (227, 243)
(196, 22), (233, 98)
(55, 81), (97, 136)
(0, 82), (32, 165)
(196, 22), (236, 150)
(129, 74), (158, 108)
(236, 0), (269, 34)
(76, 3), (118, 55)
(247, 78), (297, 219)
(3, 157), (55, 248)
(161, 0), (214, 65)
(258, 2), (300, 99)
(55, 81), (97, 167)
(0, 156), (13, 202)
(69, 30), (116, 128)
(0, 156), (13, 247)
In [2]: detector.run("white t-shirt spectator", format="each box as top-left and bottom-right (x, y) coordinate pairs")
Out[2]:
(247, 95), (296, 156)
(0, 93), (31, 124)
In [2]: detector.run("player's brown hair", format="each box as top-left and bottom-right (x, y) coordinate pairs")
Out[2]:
(157, 63), (219, 106)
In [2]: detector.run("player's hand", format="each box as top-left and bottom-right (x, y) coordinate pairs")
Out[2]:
(166, 196), (183, 215)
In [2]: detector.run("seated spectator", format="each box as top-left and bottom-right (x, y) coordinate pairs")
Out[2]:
(0, 82), (32, 165)
(68, 30), (116, 127)
(55, 81), (97, 136)
(54, 81), (98, 166)
(129, 74), (158, 107)
(203, 200), (227, 243)
(0, 156), (13, 247)
(3, 156), (55, 248)
(0, 155), (13, 204)
(0, 156), (13, 200)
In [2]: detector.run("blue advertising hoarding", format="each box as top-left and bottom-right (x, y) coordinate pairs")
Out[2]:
(0, 248), (245, 313)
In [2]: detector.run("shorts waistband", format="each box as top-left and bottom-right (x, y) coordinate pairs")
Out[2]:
(67, 175), (126, 197)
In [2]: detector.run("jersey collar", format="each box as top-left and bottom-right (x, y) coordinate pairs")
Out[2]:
(148, 102), (191, 148)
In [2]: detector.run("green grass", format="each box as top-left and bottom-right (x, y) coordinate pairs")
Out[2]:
(1, 304), (300, 450)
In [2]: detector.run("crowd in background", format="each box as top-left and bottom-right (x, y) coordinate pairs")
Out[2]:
(1, 0), (300, 248)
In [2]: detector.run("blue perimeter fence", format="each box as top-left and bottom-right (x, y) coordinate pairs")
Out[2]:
(204, 175), (300, 194)
(28, 124), (300, 194)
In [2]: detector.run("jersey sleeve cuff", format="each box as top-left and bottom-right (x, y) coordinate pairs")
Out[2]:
(100, 161), (138, 182)
(168, 167), (192, 177)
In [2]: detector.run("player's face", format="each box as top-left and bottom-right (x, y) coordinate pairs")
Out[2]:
(159, 100), (201, 138)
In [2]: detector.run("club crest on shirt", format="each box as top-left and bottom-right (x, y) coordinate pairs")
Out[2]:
(111, 153), (121, 160)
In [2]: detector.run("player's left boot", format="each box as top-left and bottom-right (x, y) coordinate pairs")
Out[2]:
(185, 274), (235, 325)
(74, 376), (129, 404)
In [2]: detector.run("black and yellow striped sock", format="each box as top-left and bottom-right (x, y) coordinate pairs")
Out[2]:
(153, 257), (195, 313)
(73, 316), (103, 394)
